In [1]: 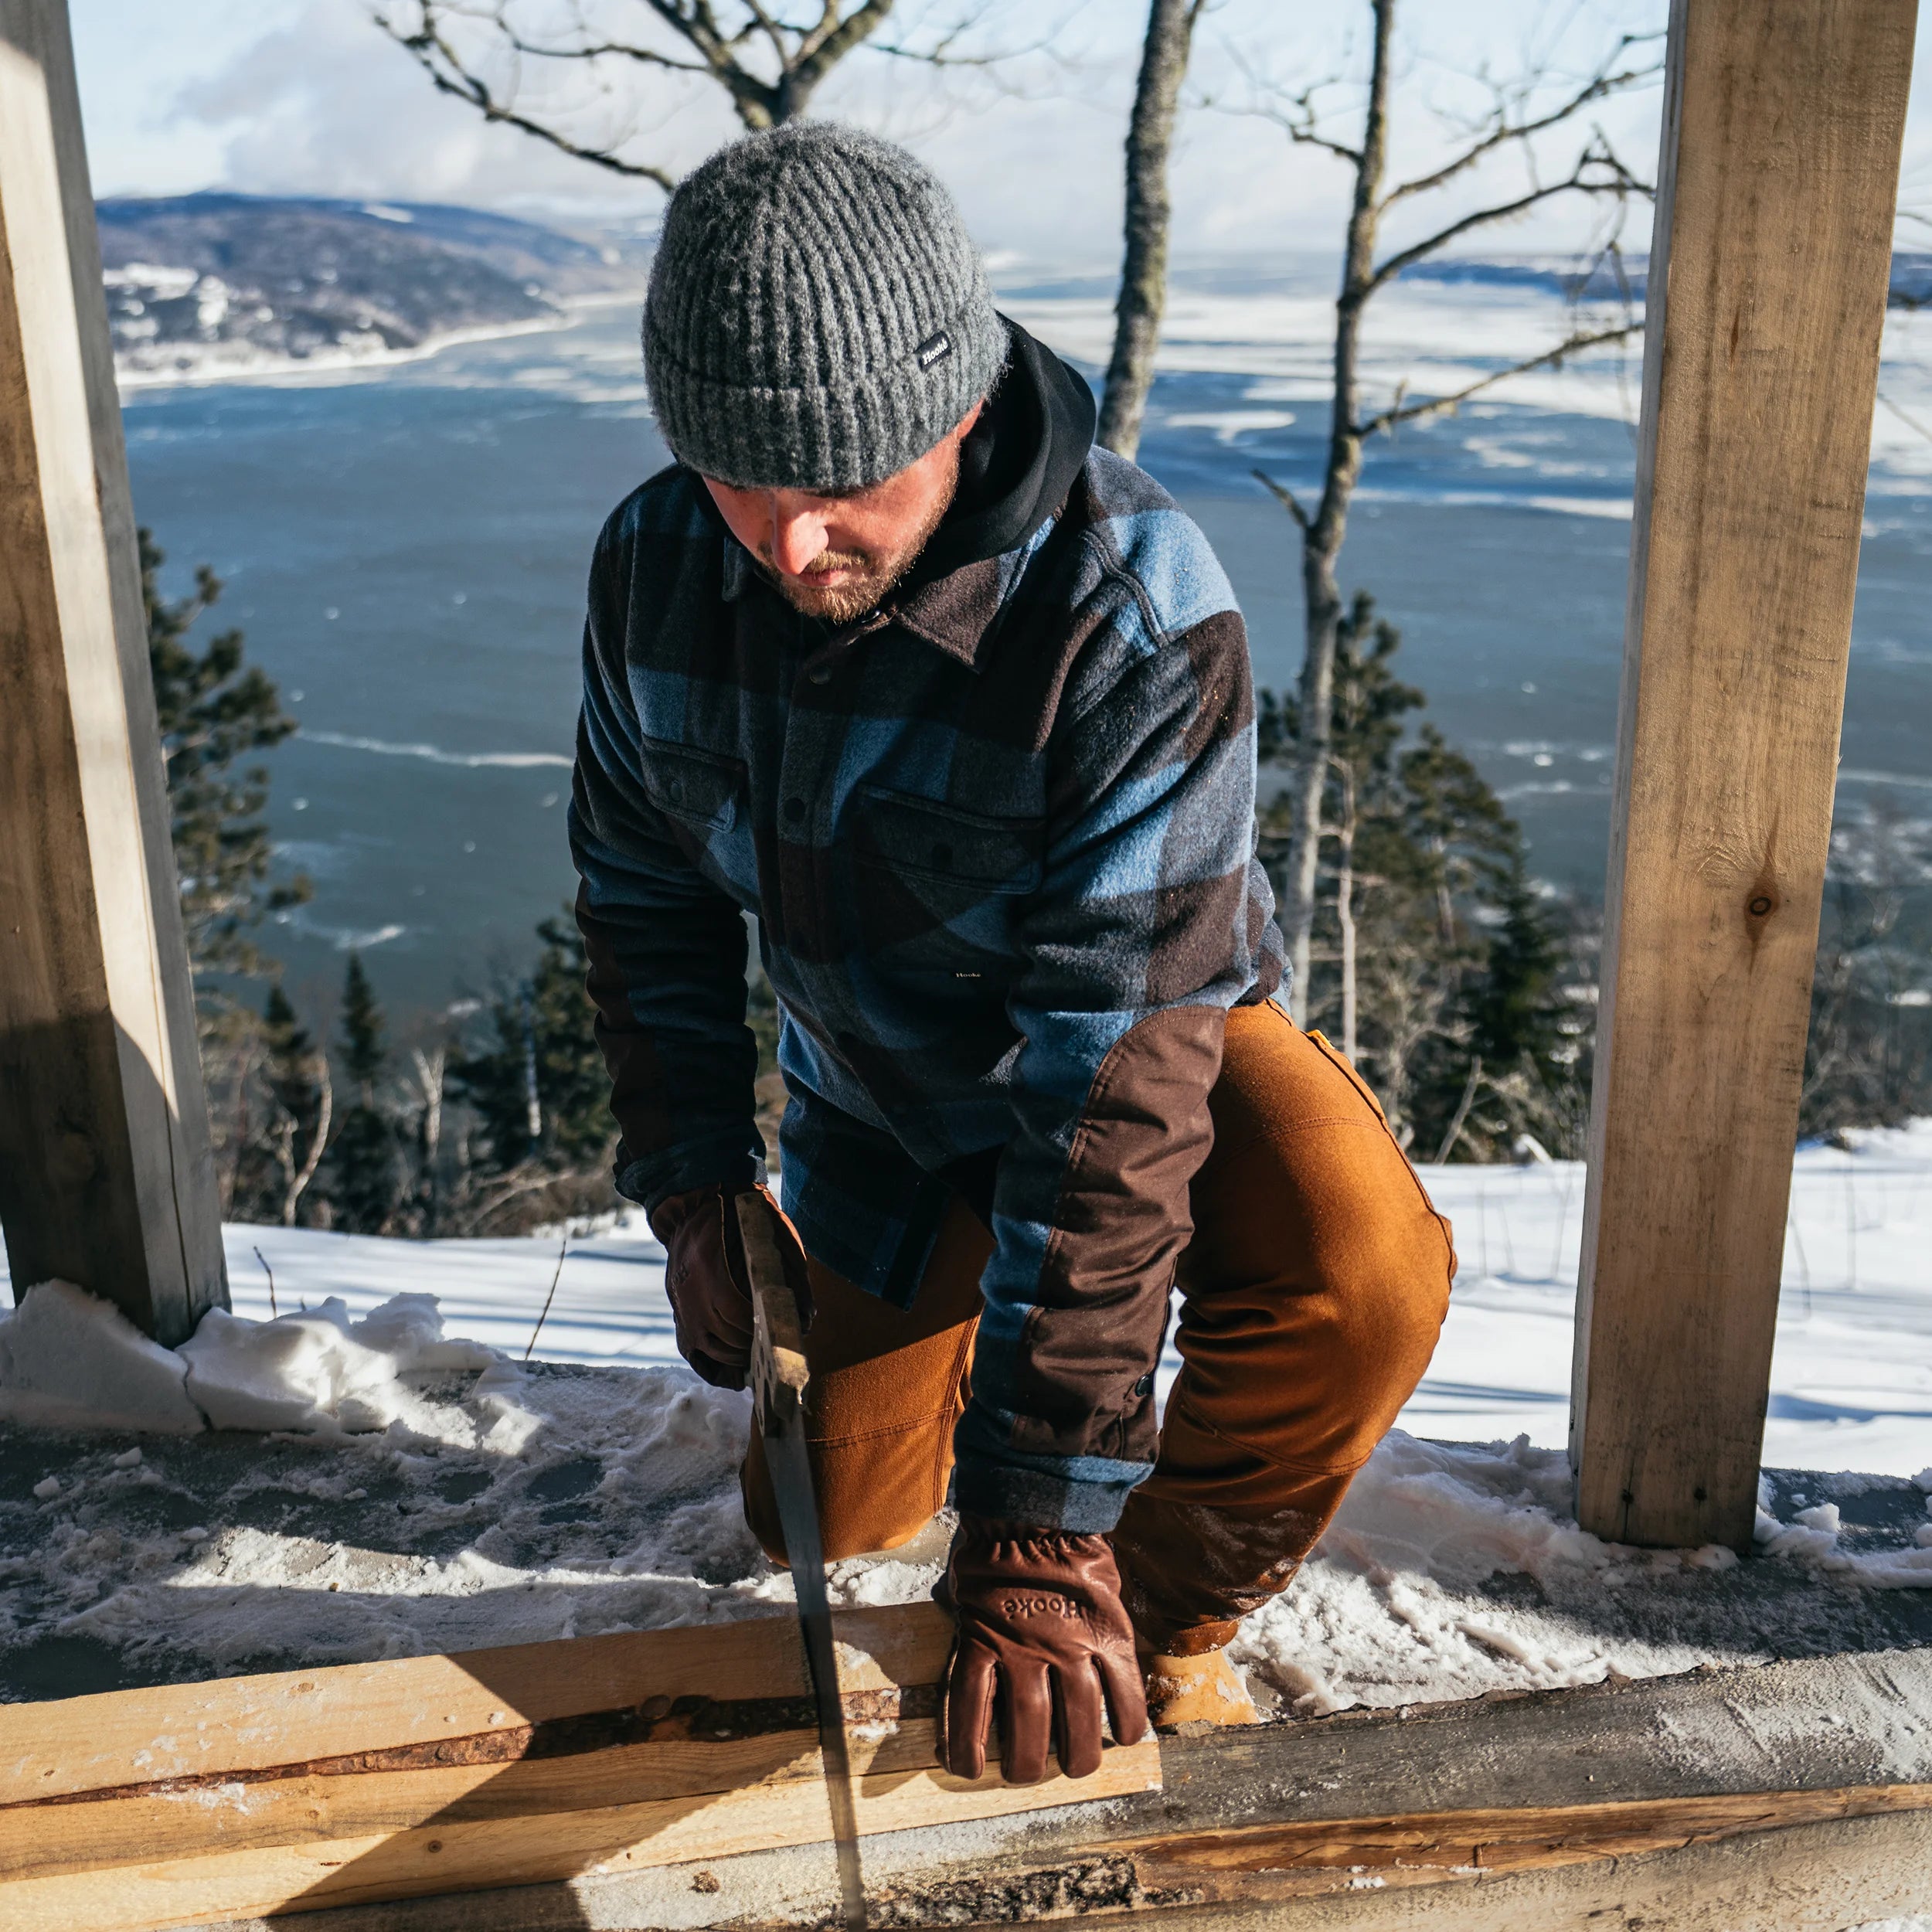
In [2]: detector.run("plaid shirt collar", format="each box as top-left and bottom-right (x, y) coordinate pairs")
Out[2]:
(714, 509), (1026, 673)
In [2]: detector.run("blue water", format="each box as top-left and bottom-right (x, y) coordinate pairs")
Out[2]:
(122, 306), (1932, 1016)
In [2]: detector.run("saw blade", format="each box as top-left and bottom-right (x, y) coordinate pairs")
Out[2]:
(737, 1196), (867, 1930)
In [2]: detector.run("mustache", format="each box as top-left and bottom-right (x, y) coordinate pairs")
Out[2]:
(757, 543), (876, 577)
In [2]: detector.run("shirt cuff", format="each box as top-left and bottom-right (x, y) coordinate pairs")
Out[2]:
(951, 1406), (1152, 1532)
(614, 1128), (767, 1216)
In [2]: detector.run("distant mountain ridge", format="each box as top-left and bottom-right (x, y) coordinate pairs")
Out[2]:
(97, 192), (649, 382)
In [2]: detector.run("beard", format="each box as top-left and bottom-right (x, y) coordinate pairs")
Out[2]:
(752, 441), (961, 624)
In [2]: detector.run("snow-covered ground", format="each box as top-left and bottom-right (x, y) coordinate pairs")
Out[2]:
(143, 1121), (1932, 1481)
(0, 1127), (1927, 1714)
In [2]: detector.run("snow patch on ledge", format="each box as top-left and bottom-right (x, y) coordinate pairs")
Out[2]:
(0, 1281), (528, 1445)
(0, 1284), (203, 1435)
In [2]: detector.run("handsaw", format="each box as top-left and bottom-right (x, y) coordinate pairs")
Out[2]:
(736, 1194), (869, 1930)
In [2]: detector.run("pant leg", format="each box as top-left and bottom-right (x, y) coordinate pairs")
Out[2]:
(1113, 1000), (1456, 1655)
(742, 1196), (990, 1564)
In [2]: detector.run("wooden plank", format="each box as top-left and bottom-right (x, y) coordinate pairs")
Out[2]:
(0, 1602), (1158, 1930)
(0, 1601), (954, 1804)
(163, 1805), (1932, 1932)
(1571, 0), (1917, 1547)
(834, 1646), (1932, 1890)
(0, 1747), (1161, 1932)
(0, 0), (225, 1341)
(137, 1648), (1932, 1932)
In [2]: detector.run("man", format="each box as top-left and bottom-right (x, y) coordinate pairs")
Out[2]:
(571, 122), (1454, 1785)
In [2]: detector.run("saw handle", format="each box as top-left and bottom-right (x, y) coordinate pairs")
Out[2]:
(736, 1192), (810, 1437)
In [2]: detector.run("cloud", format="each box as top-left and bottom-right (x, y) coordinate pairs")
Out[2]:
(82, 0), (1676, 264)
(170, 1), (717, 216)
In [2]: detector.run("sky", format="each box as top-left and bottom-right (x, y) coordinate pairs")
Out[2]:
(65, 2), (1932, 270)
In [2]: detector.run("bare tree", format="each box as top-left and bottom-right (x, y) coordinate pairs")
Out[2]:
(372, 2), (1031, 184)
(1097, 0), (1209, 458)
(410, 1044), (449, 1235)
(275, 1064), (333, 1230)
(1247, 1), (1658, 1019)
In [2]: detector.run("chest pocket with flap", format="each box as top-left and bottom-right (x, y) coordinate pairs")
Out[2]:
(851, 786), (1043, 896)
(639, 736), (743, 833)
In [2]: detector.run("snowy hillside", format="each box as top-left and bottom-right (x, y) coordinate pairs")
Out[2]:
(0, 1129), (1924, 1715)
(93, 1121), (1927, 1481)
(98, 192), (646, 385)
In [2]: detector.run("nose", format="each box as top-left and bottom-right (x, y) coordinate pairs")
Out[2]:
(769, 498), (832, 577)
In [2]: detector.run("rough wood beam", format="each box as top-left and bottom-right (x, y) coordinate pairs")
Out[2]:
(66, 1638), (1932, 1932)
(1572, 0), (1916, 1547)
(0, 1602), (1159, 1931)
(0, 0), (225, 1341)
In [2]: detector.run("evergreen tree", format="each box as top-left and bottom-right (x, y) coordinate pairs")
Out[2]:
(1389, 726), (1518, 947)
(1257, 591), (1588, 1155)
(260, 985), (332, 1227)
(326, 954), (399, 1233)
(142, 529), (308, 997)
(1438, 851), (1587, 1162)
(1467, 855), (1566, 1076)
(451, 913), (613, 1175)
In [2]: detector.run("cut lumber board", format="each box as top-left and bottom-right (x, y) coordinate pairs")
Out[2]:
(0, 0), (226, 1338)
(0, 1598), (952, 1804)
(0, 1601), (1159, 1932)
(0, 1750), (1162, 1932)
(1571, 0), (1917, 1546)
(155, 1646), (1932, 1932)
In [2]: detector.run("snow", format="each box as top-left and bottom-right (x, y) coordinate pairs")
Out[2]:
(182, 1294), (510, 1437)
(0, 1125), (1927, 1709)
(0, 1281), (202, 1435)
(188, 1121), (1932, 1481)
(1002, 276), (1932, 485)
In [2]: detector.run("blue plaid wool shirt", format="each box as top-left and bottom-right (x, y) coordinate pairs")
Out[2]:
(570, 350), (1284, 1531)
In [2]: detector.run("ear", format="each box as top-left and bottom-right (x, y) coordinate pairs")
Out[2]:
(950, 396), (986, 444)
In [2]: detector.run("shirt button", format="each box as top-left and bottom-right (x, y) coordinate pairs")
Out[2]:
(808, 665), (832, 685)
(784, 797), (806, 823)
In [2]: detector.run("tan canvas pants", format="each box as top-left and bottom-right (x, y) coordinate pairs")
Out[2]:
(742, 1000), (1456, 1654)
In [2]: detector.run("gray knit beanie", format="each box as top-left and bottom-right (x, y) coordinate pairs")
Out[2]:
(643, 122), (1005, 492)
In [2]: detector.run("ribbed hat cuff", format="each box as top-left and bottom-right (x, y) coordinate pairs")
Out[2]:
(649, 304), (1004, 492)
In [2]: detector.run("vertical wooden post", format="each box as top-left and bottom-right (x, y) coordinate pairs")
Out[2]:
(0, 0), (226, 1343)
(1573, 0), (1914, 1549)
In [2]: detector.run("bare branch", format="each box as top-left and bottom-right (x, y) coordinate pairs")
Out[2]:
(869, 29), (1047, 70)
(373, 1), (1030, 156)
(1228, 46), (1364, 165)
(1369, 141), (1651, 292)
(1876, 387), (1932, 447)
(1355, 323), (1640, 438)
(742, 0), (792, 66)
(791, 0), (899, 96)
(487, 26), (710, 77)
(1252, 467), (1311, 530)
(643, 0), (770, 115)
(372, 10), (683, 184)
(1381, 36), (1664, 209)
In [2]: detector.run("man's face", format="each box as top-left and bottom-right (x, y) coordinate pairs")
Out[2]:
(701, 400), (983, 624)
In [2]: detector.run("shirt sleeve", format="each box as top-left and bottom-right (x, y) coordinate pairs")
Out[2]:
(566, 519), (764, 1213)
(951, 567), (1268, 1532)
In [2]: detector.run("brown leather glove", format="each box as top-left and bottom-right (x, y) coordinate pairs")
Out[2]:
(647, 1182), (811, 1389)
(936, 1515), (1149, 1784)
